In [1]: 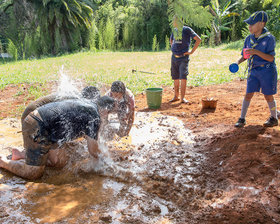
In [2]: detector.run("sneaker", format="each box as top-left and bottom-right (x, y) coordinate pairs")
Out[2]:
(235, 118), (246, 128)
(263, 116), (278, 127)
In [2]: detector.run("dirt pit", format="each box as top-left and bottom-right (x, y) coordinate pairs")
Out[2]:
(1, 79), (280, 223)
(0, 112), (198, 223)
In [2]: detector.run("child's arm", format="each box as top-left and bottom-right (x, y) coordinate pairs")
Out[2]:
(117, 104), (134, 137)
(0, 155), (45, 180)
(246, 49), (275, 62)
(123, 105), (134, 136)
(86, 137), (100, 159)
(184, 35), (201, 55)
(237, 56), (246, 65)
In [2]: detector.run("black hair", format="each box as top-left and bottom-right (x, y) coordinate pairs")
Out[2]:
(81, 86), (100, 100)
(111, 81), (126, 94)
(97, 96), (115, 112)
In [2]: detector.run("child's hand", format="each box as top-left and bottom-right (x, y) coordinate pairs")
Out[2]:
(246, 49), (260, 56)
(184, 51), (192, 56)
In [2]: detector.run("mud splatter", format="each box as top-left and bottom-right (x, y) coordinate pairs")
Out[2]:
(2, 79), (280, 223)
(0, 112), (197, 223)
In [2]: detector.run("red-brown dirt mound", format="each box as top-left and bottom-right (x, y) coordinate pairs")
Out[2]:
(135, 79), (280, 223)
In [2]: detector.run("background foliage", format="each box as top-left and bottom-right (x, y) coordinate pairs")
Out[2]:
(0, 0), (279, 59)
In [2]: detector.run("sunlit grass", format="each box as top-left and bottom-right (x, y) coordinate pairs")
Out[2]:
(0, 45), (279, 94)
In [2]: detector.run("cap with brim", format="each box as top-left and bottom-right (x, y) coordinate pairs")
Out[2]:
(244, 17), (256, 25)
(244, 11), (268, 25)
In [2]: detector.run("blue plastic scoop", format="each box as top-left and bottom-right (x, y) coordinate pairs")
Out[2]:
(229, 63), (239, 73)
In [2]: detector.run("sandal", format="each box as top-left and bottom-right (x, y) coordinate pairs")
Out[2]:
(180, 98), (190, 104)
(169, 97), (179, 102)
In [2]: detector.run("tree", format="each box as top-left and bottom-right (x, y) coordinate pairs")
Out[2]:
(167, 0), (212, 29)
(0, 0), (94, 56)
(88, 19), (98, 51)
(262, 0), (280, 7)
(167, 0), (212, 48)
(266, 7), (280, 39)
(104, 18), (115, 50)
(0, 0), (36, 58)
(152, 34), (157, 51)
(30, 0), (93, 54)
(209, 0), (239, 45)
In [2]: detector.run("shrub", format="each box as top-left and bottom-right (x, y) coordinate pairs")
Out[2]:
(223, 40), (244, 50)
(165, 35), (170, 50)
(152, 34), (157, 51)
(7, 39), (18, 61)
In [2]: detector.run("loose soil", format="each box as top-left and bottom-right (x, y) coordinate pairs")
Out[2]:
(1, 79), (280, 223)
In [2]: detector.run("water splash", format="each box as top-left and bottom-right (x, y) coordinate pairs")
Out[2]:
(56, 66), (82, 99)
(47, 71), (128, 179)
(73, 112), (199, 186)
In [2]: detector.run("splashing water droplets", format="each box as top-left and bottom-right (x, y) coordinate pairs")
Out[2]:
(56, 66), (81, 99)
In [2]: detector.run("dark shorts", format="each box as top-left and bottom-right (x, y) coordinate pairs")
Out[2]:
(247, 64), (278, 95)
(171, 56), (189, 80)
(22, 111), (52, 166)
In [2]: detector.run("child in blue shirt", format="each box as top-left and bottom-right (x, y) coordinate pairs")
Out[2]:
(170, 17), (201, 104)
(235, 11), (278, 127)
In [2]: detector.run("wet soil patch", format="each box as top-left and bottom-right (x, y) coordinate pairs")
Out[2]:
(1, 79), (280, 223)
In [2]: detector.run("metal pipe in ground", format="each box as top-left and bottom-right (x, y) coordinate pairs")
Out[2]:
(132, 69), (156, 74)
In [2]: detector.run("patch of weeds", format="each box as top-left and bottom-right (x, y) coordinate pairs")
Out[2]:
(14, 90), (24, 97)
(222, 40), (244, 50)
(27, 85), (45, 99)
(23, 94), (34, 104)
(15, 104), (26, 116)
(13, 84), (26, 97)
(10, 104), (25, 118)
(189, 72), (205, 87)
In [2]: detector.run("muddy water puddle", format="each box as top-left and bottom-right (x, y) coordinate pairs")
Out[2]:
(0, 112), (204, 223)
(0, 118), (22, 150)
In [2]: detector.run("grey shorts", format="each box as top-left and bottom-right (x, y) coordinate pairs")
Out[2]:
(171, 56), (189, 80)
(22, 110), (51, 166)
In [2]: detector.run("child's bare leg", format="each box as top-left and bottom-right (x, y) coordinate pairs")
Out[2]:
(180, 79), (189, 103)
(10, 146), (68, 168)
(170, 80), (180, 102)
(244, 92), (254, 101)
(264, 94), (274, 102)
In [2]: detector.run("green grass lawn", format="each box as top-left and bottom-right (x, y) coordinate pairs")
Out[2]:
(1, 45), (279, 96)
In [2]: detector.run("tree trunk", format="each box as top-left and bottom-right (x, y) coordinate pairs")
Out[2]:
(60, 28), (69, 51)
(48, 21), (56, 55)
(214, 30), (221, 45)
(218, 30), (221, 45)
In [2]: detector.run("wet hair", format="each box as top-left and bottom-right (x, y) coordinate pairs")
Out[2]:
(97, 96), (115, 112)
(81, 86), (100, 100)
(111, 81), (126, 94)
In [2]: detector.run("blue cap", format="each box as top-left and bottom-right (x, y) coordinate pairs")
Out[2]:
(229, 63), (239, 73)
(244, 11), (268, 25)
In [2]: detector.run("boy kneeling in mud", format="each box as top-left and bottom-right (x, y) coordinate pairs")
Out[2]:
(0, 88), (115, 180)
